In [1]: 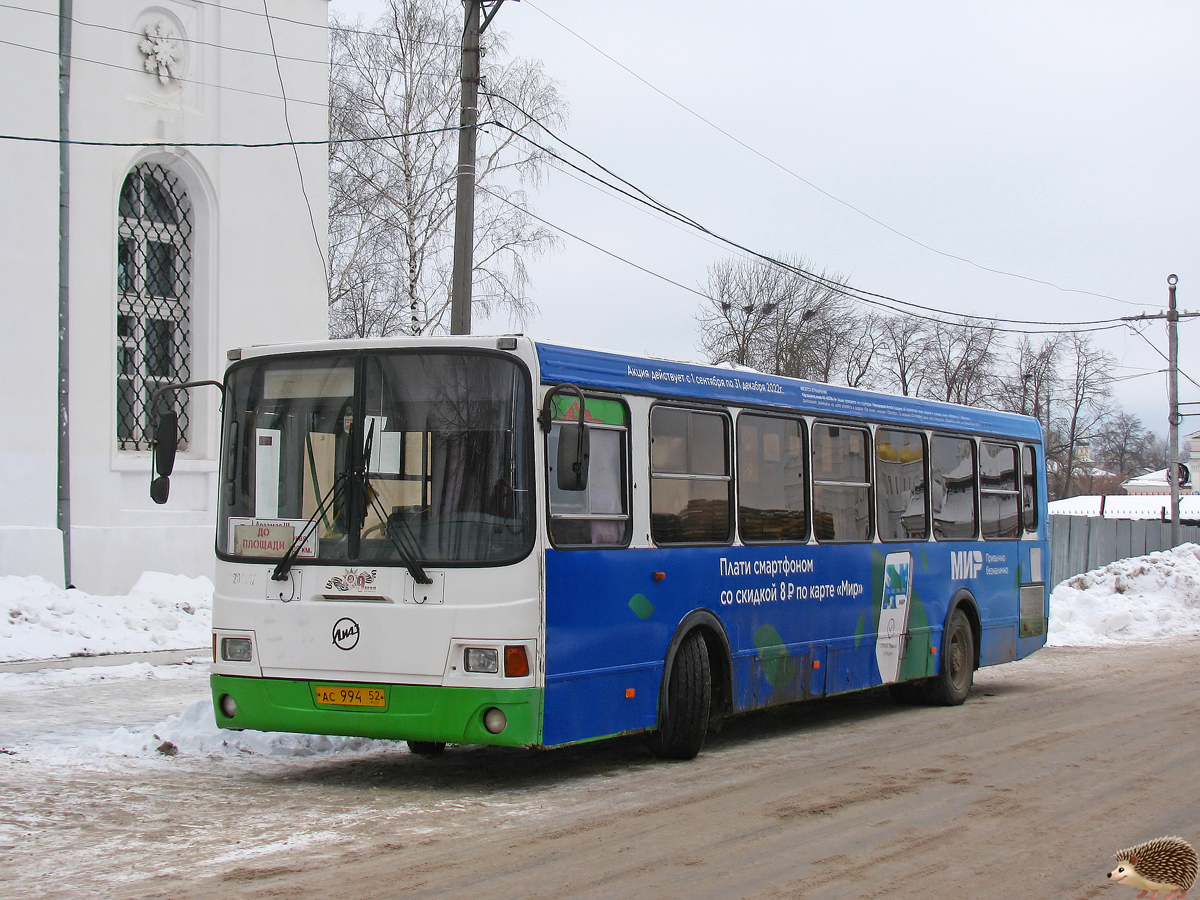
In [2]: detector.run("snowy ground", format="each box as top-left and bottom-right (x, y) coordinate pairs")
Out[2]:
(0, 572), (211, 662)
(0, 572), (403, 765)
(1, 544), (1199, 768)
(1, 550), (1200, 897)
(1047, 543), (1200, 646)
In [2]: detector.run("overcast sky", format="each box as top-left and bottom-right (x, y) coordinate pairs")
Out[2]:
(328, 0), (1200, 435)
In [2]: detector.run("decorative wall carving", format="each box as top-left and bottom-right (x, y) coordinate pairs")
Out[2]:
(138, 20), (184, 85)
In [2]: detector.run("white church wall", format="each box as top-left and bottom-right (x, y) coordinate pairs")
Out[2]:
(0, 1), (67, 585)
(2, 1), (330, 594)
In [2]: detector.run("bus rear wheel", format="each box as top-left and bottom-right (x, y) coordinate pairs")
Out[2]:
(923, 608), (974, 706)
(407, 741), (446, 756)
(648, 630), (712, 761)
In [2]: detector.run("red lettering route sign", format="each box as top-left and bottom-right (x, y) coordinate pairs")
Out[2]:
(228, 518), (318, 559)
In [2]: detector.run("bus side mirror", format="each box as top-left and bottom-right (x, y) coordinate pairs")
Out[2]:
(150, 475), (170, 504)
(150, 411), (178, 505)
(556, 422), (590, 491)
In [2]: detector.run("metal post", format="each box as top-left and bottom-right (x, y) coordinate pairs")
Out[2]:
(449, 1), (481, 336)
(58, 0), (72, 587)
(1168, 274), (1181, 547)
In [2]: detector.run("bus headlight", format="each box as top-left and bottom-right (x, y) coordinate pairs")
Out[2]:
(219, 694), (237, 718)
(464, 648), (499, 673)
(221, 637), (253, 662)
(483, 707), (507, 734)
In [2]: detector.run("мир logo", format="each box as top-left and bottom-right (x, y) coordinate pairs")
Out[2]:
(950, 549), (984, 580)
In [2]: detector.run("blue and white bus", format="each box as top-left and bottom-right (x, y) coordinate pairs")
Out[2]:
(154, 336), (1048, 759)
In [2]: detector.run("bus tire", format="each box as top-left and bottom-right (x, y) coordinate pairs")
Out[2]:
(407, 741), (446, 756)
(923, 608), (974, 706)
(647, 629), (712, 760)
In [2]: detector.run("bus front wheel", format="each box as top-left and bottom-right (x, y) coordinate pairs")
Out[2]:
(924, 608), (974, 706)
(647, 630), (712, 761)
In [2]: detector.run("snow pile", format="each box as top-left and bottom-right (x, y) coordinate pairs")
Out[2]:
(100, 700), (402, 759)
(0, 573), (212, 662)
(1048, 543), (1200, 646)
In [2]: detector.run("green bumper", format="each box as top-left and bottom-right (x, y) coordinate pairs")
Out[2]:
(211, 675), (543, 747)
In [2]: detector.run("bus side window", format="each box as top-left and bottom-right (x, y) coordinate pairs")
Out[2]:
(737, 414), (808, 543)
(876, 428), (928, 541)
(547, 396), (631, 547)
(811, 423), (872, 542)
(980, 441), (1020, 539)
(1022, 445), (1038, 533)
(930, 435), (977, 540)
(650, 407), (732, 545)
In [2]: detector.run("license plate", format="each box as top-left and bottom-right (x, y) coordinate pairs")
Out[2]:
(313, 685), (386, 708)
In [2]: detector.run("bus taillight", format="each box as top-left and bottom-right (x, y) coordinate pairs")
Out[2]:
(504, 646), (530, 678)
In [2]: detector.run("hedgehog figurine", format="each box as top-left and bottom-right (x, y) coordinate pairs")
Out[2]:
(1107, 836), (1198, 899)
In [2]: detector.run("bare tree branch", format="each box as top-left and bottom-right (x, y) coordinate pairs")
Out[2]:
(696, 255), (853, 382)
(328, 0), (565, 338)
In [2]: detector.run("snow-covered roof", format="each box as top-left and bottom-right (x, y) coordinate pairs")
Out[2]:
(1125, 469), (1169, 486)
(1048, 494), (1200, 519)
(1123, 467), (1197, 495)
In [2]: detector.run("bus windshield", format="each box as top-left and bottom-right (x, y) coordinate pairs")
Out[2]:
(217, 350), (533, 566)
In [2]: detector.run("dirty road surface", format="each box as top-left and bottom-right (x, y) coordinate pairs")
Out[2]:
(2, 640), (1198, 900)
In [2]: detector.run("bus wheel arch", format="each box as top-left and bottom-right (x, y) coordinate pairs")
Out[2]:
(662, 610), (733, 719)
(648, 611), (732, 759)
(924, 591), (980, 706)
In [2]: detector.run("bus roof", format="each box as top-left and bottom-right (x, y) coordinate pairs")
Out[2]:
(535, 342), (1042, 443)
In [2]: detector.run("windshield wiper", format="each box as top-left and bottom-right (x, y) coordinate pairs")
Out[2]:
(358, 421), (432, 585)
(364, 489), (433, 585)
(271, 469), (350, 582)
(272, 420), (432, 586)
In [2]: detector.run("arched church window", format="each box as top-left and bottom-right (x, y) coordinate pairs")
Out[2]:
(116, 163), (192, 450)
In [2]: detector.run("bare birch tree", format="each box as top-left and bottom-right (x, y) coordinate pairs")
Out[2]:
(994, 334), (1062, 435)
(1056, 334), (1115, 497)
(922, 318), (999, 406)
(875, 316), (930, 397)
(328, 0), (564, 338)
(696, 256), (852, 380)
(840, 312), (883, 389)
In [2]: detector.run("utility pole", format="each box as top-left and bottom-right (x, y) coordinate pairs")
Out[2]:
(450, 0), (510, 336)
(58, 0), (73, 587)
(1123, 275), (1199, 547)
(1168, 274), (1181, 546)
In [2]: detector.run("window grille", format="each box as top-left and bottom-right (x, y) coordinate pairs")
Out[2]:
(116, 163), (192, 450)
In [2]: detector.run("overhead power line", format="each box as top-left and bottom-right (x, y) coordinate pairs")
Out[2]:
(0, 123), (477, 149)
(2, 115), (1134, 334)
(0, 2), (326, 67)
(0, 2), (459, 77)
(0, 29), (1153, 335)
(151, 0), (457, 46)
(0, 36), (328, 107)
(263, 0), (327, 287)
(481, 120), (1131, 335)
(1127, 325), (1200, 393)
(481, 104), (1135, 329)
(479, 186), (711, 302)
(523, 0), (1153, 311)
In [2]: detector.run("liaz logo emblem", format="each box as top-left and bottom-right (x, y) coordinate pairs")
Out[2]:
(324, 568), (378, 593)
(950, 550), (984, 580)
(332, 617), (360, 651)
